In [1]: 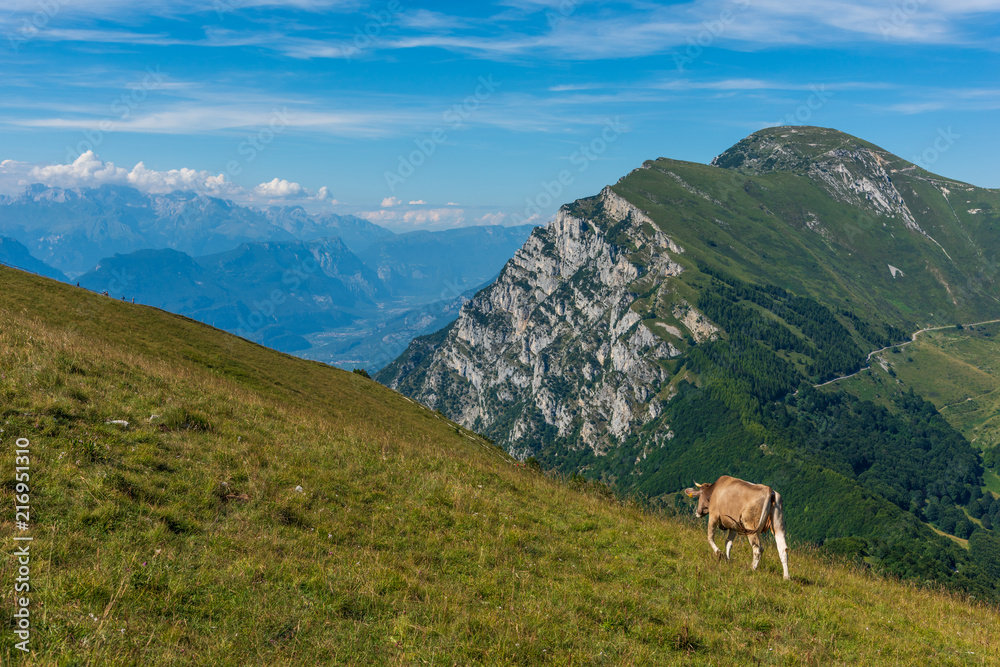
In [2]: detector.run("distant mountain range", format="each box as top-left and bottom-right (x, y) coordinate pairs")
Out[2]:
(0, 184), (391, 277)
(0, 184), (534, 370)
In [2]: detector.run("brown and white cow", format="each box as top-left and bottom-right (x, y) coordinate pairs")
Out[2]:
(684, 475), (790, 580)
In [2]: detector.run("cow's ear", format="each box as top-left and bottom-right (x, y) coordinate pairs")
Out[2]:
(684, 488), (699, 498)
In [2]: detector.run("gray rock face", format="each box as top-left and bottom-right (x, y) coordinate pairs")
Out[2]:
(710, 126), (941, 248)
(379, 187), (693, 458)
(382, 125), (1000, 464)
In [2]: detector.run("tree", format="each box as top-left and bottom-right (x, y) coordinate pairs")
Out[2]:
(970, 531), (1000, 578)
(984, 447), (997, 469)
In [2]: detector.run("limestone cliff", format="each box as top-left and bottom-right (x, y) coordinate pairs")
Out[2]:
(379, 125), (1000, 468)
(378, 185), (696, 458)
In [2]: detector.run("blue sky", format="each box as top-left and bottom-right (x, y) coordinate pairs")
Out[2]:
(0, 0), (998, 231)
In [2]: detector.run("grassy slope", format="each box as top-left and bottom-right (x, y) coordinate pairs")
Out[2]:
(614, 157), (997, 333)
(830, 322), (1000, 451)
(1, 266), (998, 665)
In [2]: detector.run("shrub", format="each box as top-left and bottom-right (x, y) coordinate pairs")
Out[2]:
(161, 406), (212, 431)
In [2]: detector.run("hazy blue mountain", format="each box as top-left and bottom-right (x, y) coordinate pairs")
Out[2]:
(0, 235), (67, 281)
(262, 207), (394, 253)
(0, 185), (394, 277)
(82, 248), (229, 309)
(75, 229), (523, 366)
(303, 278), (490, 372)
(4, 180), (535, 364)
(79, 238), (385, 353)
(357, 224), (536, 302)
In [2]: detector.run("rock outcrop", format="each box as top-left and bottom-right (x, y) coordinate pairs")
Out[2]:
(379, 189), (694, 458)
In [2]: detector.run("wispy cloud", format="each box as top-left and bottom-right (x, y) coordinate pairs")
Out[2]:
(261, 0), (1000, 62)
(0, 0), (357, 15)
(5, 103), (431, 137)
(4, 0), (996, 62)
(876, 86), (1000, 114)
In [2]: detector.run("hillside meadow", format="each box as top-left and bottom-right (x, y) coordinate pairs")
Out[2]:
(832, 322), (1000, 449)
(1, 266), (997, 665)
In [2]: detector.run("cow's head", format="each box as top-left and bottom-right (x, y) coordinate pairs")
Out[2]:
(683, 480), (713, 518)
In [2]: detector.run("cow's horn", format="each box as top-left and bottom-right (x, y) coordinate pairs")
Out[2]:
(693, 480), (703, 488)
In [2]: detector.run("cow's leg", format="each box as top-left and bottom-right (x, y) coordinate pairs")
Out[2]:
(774, 528), (790, 580)
(724, 530), (737, 561)
(707, 520), (723, 560)
(749, 533), (763, 571)
(772, 497), (790, 580)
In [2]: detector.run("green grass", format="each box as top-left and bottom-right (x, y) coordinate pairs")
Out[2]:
(833, 323), (1000, 449)
(983, 471), (1000, 499)
(2, 266), (999, 665)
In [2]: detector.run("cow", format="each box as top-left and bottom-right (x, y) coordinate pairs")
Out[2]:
(684, 475), (790, 580)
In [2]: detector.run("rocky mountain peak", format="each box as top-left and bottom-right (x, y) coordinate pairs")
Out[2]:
(710, 126), (892, 173)
(712, 126), (944, 240)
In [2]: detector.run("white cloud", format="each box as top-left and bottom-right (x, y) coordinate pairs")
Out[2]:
(21, 151), (244, 196)
(311, 185), (340, 203)
(476, 212), (507, 226)
(254, 177), (307, 198)
(359, 206), (469, 230)
(128, 162), (238, 195)
(27, 151), (127, 188)
(381, 196), (402, 207)
(0, 152), (345, 206)
(408, 199), (427, 205)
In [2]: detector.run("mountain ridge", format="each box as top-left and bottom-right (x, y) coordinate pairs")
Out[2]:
(378, 126), (1000, 597)
(0, 184), (393, 276)
(0, 235), (67, 281)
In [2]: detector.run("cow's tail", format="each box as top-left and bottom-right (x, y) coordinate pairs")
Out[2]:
(752, 489), (775, 535)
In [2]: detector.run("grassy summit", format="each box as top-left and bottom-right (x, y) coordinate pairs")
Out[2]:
(1, 266), (997, 664)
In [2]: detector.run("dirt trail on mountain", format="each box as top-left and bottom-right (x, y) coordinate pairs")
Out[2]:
(814, 318), (1000, 388)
